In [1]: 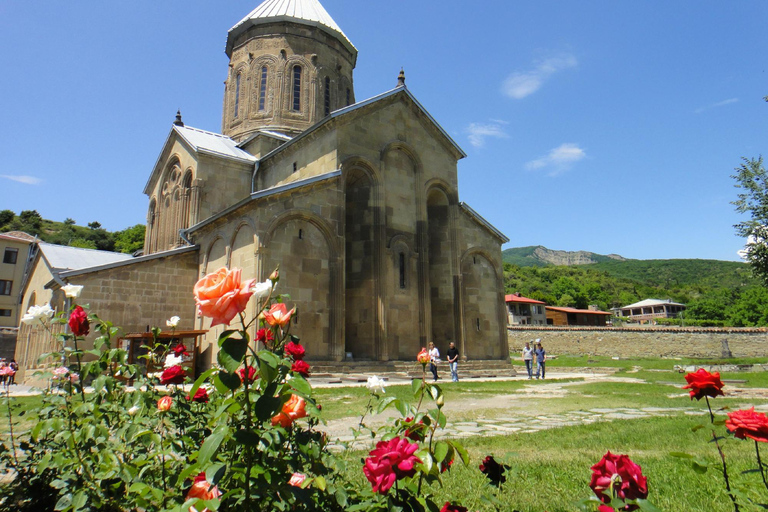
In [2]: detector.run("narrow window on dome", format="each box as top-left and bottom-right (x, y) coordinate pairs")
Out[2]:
(399, 252), (406, 289)
(292, 66), (301, 112)
(234, 73), (241, 118)
(258, 66), (267, 111)
(346, 88), (351, 106)
(324, 77), (331, 116)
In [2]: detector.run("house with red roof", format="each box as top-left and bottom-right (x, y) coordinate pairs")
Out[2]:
(545, 306), (612, 326)
(505, 293), (547, 325)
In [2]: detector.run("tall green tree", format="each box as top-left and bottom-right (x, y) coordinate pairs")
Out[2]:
(732, 156), (768, 284)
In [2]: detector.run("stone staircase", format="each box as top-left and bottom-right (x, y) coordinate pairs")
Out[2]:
(307, 359), (516, 383)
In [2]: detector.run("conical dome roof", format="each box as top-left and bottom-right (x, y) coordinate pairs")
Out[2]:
(227, 0), (356, 58)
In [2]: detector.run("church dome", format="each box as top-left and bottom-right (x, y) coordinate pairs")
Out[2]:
(226, 0), (356, 60)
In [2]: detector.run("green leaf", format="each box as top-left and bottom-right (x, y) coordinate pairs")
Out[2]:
(206, 463), (227, 486)
(691, 424), (705, 432)
(692, 460), (709, 473)
(450, 441), (470, 466)
(54, 494), (72, 511)
(394, 399), (409, 417)
(72, 491), (87, 511)
(412, 378), (423, 397)
(376, 396), (398, 414)
(199, 424), (229, 466)
(254, 385), (281, 422)
(314, 475), (327, 491)
(434, 441), (449, 463)
(289, 374), (312, 396)
(234, 429), (261, 446)
(218, 338), (247, 373)
(216, 330), (239, 347)
(635, 499), (663, 512)
(669, 451), (694, 459)
(215, 371), (242, 392)
(428, 384), (441, 401)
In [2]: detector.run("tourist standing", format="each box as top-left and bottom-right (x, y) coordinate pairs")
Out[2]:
(8, 359), (18, 385)
(446, 342), (459, 382)
(522, 341), (534, 379)
(428, 342), (440, 381)
(534, 340), (546, 379)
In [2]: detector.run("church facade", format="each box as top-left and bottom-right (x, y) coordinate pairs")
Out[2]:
(15, 0), (509, 378)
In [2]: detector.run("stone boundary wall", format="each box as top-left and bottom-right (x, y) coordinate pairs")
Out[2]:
(0, 330), (17, 361)
(508, 326), (768, 359)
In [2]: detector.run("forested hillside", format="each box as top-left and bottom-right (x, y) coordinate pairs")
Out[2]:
(503, 255), (768, 327)
(0, 209), (144, 254)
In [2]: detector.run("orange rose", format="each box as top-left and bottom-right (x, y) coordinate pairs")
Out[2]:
(263, 303), (295, 328)
(417, 348), (430, 365)
(186, 472), (222, 512)
(157, 395), (173, 412)
(193, 267), (257, 327)
(271, 394), (307, 428)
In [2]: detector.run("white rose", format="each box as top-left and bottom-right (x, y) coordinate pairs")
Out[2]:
(166, 316), (180, 328)
(61, 284), (84, 298)
(366, 375), (386, 394)
(164, 353), (183, 368)
(251, 280), (273, 300)
(127, 405), (140, 416)
(21, 303), (55, 326)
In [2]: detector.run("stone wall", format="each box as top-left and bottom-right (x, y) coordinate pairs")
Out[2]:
(508, 326), (768, 359)
(0, 330), (17, 361)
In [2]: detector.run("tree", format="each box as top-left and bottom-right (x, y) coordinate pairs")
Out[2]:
(63, 218), (76, 226)
(732, 157), (768, 284)
(114, 224), (145, 254)
(0, 210), (14, 229)
(88, 221), (102, 230)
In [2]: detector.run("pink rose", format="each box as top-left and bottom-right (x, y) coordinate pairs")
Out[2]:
(264, 303), (294, 328)
(363, 437), (421, 494)
(589, 451), (648, 509)
(417, 348), (430, 365)
(288, 472), (306, 487)
(157, 396), (173, 412)
(193, 267), (256, 327)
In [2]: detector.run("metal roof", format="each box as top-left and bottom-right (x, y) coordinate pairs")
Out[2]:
(505, 294), (546, 305)
(227, 0), (356, 58)
(174, 125), (257, 163)
(620, 298), (686, 309)
(38, 242), (133, 272)
(59, 245), (198, 278)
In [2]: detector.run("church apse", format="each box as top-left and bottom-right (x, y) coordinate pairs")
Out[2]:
(461, 251), (504, 359)
(426, 188), (458, 347)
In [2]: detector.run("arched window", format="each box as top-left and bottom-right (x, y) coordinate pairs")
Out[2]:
(292, 65), (301, 112)
(234, 73), (241, 118)
(346, 88), (351, 106)
(258, 66), (268, 111)
(399, 252), (406, 289)
(324, 76), (331, 116)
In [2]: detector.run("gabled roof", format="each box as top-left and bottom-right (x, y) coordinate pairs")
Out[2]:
(227, 0), (356, 59)
(546, 306), (612, 315)
(0, 231), (36, 243)
(259, 86), (467, 166)
(505, 293), (546, 305)
(459, 202), (508, 243)
(38, 242), (133, 272)
(144, 124), (257, 195)
(59, 245), (198, 279)
(621, 298), (686, 309)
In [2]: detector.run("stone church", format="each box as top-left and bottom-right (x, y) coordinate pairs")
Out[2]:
(16, 0), (509, 376)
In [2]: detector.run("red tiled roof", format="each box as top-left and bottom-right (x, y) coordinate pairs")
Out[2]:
(0, 231), (36, 242)
(505, 293), (546, 305)
(546, 306), (611, 315)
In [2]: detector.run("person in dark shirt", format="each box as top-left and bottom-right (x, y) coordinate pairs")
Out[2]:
(534, 340), (546, 379)
(446, 342), (460, 382)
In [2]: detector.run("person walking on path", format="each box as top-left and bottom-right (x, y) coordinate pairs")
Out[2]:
(534, 340), (546, 379)
(8, 359), (18, 385)
(428, 342), (440, 382)
(522, 341), (534, 379)
(446, 342), (459, 382)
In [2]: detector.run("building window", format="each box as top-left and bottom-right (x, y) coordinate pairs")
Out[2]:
(0, 280), (11, 295)
(234, 73), (241, 118)
(346, 88), (351, 106)
(0, 309), (10, 317)
(293, 162), (297, 173)
(298, 229), (303, 240)
(292, 65), (301, 111)
(3, 248), (18, 264)
(399, 252), (406, 289)
(476, 318), (481, 331)
(324, 76), (331, 116)
(258, 66), (267, 111)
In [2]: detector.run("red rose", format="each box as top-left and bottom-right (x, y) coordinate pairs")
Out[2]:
(285, 341), (305, 360)
(172, 343), (189, 357)
(589, 451), (648, 508)
(598, 506), (615, 512)
(417, 348), (430, 365)
(291, 360), (310, 377)
(440, 503), (468, 512)
(237, 365), (257, 385)
(187, 387), (209, 403)
(439, 458), (453, 473)
(682, 368), (724, 401)
(256, 328), (274, 345)
(160, 364), (186, 385)
(479, 455), (506, 485)
(363, 437), (421, 494)
(404, 416), (427, 441)
(68, 305), (90, 337)
(727, 407), (768, 443)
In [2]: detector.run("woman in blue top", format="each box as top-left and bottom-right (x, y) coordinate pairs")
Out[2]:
(534, 340), (546, 379)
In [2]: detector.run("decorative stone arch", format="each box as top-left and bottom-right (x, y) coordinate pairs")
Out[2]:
(283, 55), (314, 119)
(249, 55), (278, 116)
(388, 234), (415, 292)
(459, 247), (507, 361)
(424, 178), (458, 206)
(262, 209), (343, 360)
(380, 140), (423, 173)
(339, 76), (353, 107)
(230, 62), (249, 126)
(228, 218), (258, 252)
(203, 234), (229, 276)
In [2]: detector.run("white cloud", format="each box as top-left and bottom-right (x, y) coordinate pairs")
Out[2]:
(502, 54), (578, 99)
(526, 143), (586, 176)
(694, 97), (738, 114)
(467, 120), (509, 148)
(1, 175), (42, 185)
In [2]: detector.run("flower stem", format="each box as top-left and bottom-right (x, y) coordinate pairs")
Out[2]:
(5, 386), (19, 468)
(755, 440), (768, 492)
(705, 396), (716, 424)
(712, 429), (740, 512)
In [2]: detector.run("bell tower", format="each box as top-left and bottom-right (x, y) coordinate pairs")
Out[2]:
(222, 0), (358, 142)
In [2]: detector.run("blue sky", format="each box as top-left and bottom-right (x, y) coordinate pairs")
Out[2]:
(0, 1), (766, 261)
